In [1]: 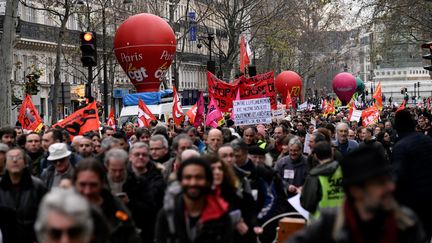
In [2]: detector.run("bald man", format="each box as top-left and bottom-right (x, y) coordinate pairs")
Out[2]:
(205, 129), (224, 155)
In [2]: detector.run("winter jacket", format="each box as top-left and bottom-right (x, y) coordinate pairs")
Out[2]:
(274, 155), (309, 197)
(155, 190), (233, 243)
(0, 169), (47, 243)
(123, 161), (166, 243)
(392, 132), (432, 238)
(333, 139), (358, 156)
(40, 163), (75, 189)
(300, 161), (343, 215)
(359, 138), (387, 159)
(97, 189), (142, 243)
(287, 202), (427, 243)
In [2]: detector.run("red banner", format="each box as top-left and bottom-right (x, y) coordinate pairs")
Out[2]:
(362, 106), (380, 127)
(239, 77), (277, 110)
(207, 72), (237, 112)
(207, 71), (277, 111)
(172, 86), (185, 126)
(18, 94), (43, 132)
(54, 102), (100, 137)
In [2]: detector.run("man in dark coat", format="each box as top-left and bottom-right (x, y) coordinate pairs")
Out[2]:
(123, 142), (166, 243)
(288, 146), (427, 243)
(0, 147), (47, 243)
(155, 157), (232, 243)
(393, 109), (432, 239)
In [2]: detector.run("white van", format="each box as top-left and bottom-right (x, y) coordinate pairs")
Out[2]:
(119, 102), (173, 126)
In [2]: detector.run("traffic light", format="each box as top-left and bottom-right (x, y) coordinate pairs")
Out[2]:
(421, 42), (432, 71)
(80, 31), (97, 67)
(25, 74), (40, 95)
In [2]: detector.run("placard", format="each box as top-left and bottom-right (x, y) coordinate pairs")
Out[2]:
(350, 109), (362, 122)
(272, 109), (285, 119)
(233, 98), (272, 126)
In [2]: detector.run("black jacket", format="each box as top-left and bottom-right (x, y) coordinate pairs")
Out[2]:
(0, 206), (20, 243)
(97, 189), (142, 243)
(287, 204), (427, 243)
(392, 132), (432, 237)
(155, 193), (232, 243)
(123, 161), (167, 243)
(0, 169), (47, 243)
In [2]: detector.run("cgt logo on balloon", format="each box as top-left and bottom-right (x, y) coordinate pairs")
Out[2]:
(114, 13), (176, 92)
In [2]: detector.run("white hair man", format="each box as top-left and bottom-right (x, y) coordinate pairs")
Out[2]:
(34, 188), (93, 243)
(104, 148), (128, 195)
(334, 122), (359, 156)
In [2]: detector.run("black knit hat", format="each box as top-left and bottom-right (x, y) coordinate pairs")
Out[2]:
(341, 146), (391, 188)
(248, 145), (266, 156)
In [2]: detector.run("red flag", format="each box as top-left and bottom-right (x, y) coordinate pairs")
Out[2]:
(239, 36), (250, 73)
(172, 86), (185, 126)
(362, 106), (380, 127)
(138, 99), (156, 127)
(107, 107), (116, 131)
(206, 96), (223, 128)
(286, 92), (293, 109)
(194, 92), (205, 127)
(373, 82), (383, 110)
(186, 103), (197, 125)
(18, 94), (44, 132)
(396, 99), (406, 113)
(427, 98), (431, 111)
(54, 101), (99, 138)
(347, 99), (356, 121)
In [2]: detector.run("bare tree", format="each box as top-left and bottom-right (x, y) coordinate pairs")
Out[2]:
(0, 0), (19, 126)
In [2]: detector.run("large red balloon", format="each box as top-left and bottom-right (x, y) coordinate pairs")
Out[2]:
(332, 72), (357, 104)
(275, 71), (302, 104)
(114, 14), (176, 92)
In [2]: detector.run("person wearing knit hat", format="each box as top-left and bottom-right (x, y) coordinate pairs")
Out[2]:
(288, 146), (427, 243)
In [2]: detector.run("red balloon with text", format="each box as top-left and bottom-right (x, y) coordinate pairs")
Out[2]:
(114, 13), (176, 92)
(275, 71), (302, 104)
(332, 72), (357, 104)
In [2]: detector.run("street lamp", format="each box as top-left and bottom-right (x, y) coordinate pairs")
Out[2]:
(197, 33), (215, 74)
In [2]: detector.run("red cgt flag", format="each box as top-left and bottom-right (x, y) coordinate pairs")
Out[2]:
(286, 92), (293, 109)
(138, 99), (156, 127)
(107, 107), (116, 131)
(186, 103), (197, 125)
(18, 94), (44, 132)
(54, 101), (100, 138)
(172, 86), (185, 126)
(239, 35), (250, 73)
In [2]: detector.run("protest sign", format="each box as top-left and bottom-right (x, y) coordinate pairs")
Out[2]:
(272, 109), (286, 119)
(233, 98), (272, 126)
(350, 110), (363, 122)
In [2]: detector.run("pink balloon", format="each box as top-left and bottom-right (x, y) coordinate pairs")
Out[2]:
(332, 72), (356, 103)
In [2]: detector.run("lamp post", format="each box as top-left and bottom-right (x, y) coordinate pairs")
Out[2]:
(197, 33), (215, 74)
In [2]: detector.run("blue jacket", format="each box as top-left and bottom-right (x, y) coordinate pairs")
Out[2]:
(333, 139), (359, 156)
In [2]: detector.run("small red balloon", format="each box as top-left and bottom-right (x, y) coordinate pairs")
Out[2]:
(332, 72), (356, 104)
(275, 71), (302, 104)
(114, 13), (176, 92)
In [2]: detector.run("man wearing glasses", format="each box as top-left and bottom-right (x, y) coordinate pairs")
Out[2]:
(0, 147), (47, 243)
(41, 143), (75, 190)
(123, 142), (166, 243)
(149, 134), (171, 165)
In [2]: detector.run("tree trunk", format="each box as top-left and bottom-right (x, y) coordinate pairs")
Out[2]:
(0, 0), (18, 127)
(51, 12), (70, 124)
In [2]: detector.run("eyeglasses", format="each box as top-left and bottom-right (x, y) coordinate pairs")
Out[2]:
(132, 153), (148, 158)
(6, 156), (23, 161)
(44, 226), (84, 240)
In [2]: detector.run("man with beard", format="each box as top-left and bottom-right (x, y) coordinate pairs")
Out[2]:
(105, 148), (128, 195)
(0, 127), (16, 148)
(288, 146), (427, 243)
(123, 142), (166, 242)
(334, 123), (358, 157)
(275, 138), (308, 198)
(155, 157), (232, 243)
(24, 132), (44, 175)
(268, 125), (289, 161)
(162, 134), (193, 182)
(77, 136), (94, 158)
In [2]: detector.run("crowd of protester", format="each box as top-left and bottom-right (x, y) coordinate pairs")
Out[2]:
(0, 106), (431, 243)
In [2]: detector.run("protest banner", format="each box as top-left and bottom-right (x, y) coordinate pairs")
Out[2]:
(239, 78), (277, 110)
(207, 72), (237, 112)
(350, 110), (363, 122)
(361, 106), (379, 126)
(233, 98), (272, 126)
(54, 101), (99, 137)
(272, 109), (286, 119)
